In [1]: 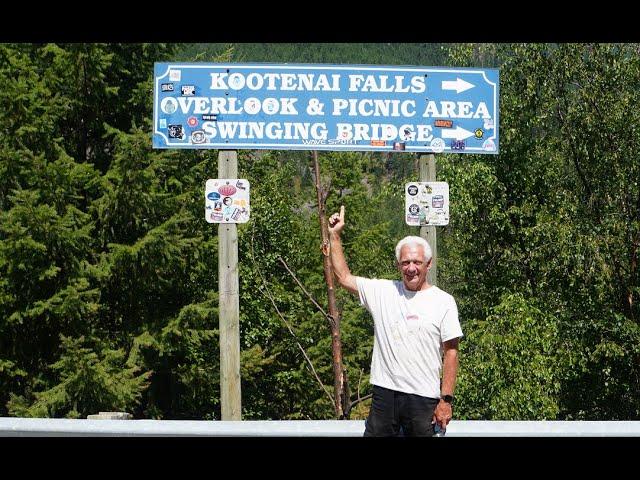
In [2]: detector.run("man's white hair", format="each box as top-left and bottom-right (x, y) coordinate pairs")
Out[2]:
(395, 236), (432, 263)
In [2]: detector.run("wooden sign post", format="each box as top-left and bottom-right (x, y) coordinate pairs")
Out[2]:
(419, 153), (438, 287)
(218, 150), (241, 420)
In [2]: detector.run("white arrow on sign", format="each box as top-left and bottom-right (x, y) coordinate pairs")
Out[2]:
(442, 77), (475, 93)
(441, 126), (475, 141)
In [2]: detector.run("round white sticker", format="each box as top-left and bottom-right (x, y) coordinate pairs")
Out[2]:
(430, 137), (445, 153)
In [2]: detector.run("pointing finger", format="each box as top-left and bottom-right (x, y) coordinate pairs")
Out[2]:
(339, 205), (345, 222)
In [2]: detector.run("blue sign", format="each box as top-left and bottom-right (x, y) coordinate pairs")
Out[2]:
(153, 63), (499, 154)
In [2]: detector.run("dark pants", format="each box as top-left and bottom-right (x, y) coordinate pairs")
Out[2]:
(364, 385), (439, 437)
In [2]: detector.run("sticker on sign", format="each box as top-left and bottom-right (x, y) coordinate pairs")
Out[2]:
(205, 179), (250, 224)
(405, 182), (449, 226)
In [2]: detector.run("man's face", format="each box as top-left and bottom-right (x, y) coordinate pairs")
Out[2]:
(398, 244), (430, 291)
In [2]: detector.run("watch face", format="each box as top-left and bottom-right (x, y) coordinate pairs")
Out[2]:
(442, 395), (453, 403)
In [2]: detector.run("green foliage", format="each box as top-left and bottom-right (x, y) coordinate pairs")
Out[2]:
(7, 335), (149, 418)
(457, 294), (560, 420)
(181, 43), (450, 66)
(137, 297), (220, 419)
(447, 43), (640, 420)
(0, 42), (187, 418)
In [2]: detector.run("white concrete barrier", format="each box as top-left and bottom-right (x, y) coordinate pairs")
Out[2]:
(1, 418), (640, 437)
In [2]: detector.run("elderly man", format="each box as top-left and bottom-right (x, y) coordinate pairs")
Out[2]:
(328, 205), (462, 436)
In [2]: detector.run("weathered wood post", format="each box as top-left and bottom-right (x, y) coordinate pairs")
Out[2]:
(419, 153), (437, 286)
(218, 150), (241, 420)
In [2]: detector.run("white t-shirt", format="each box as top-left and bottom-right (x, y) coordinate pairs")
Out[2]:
(356, 277), (463, 399)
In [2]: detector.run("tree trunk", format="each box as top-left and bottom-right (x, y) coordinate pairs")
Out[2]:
(312, 151), (350, 418)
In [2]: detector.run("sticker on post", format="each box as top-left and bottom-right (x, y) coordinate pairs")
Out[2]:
(405, 182), (449, 226)
(205, 179), (251, 224)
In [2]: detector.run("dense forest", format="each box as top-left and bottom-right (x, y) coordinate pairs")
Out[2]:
(0, 43), (638, 421)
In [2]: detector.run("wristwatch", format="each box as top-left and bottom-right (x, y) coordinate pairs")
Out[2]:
(441, 394), (454, 404)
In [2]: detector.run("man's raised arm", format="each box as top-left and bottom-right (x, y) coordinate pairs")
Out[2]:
(328, 205), (358, 295)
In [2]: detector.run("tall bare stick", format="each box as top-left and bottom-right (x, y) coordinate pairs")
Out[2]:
(312, 150), (350, 418)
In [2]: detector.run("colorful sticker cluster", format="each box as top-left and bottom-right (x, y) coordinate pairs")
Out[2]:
(158, 68), (208, 147)
(405, 182), (449, 226)
(205, 179), (251, 224)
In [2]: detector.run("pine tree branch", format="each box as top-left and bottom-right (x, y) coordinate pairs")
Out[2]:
(258, 283), (335, 407)
(349, 394), (372, 411)
(250, 224), (334, 407)
(277, 256), (335, 329)
(348, 368), (372, 412)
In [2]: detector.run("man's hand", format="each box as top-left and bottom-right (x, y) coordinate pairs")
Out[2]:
(328, 205), (346, 236)
(327, 205), (357, 295)
(432, 400), (452, 431)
